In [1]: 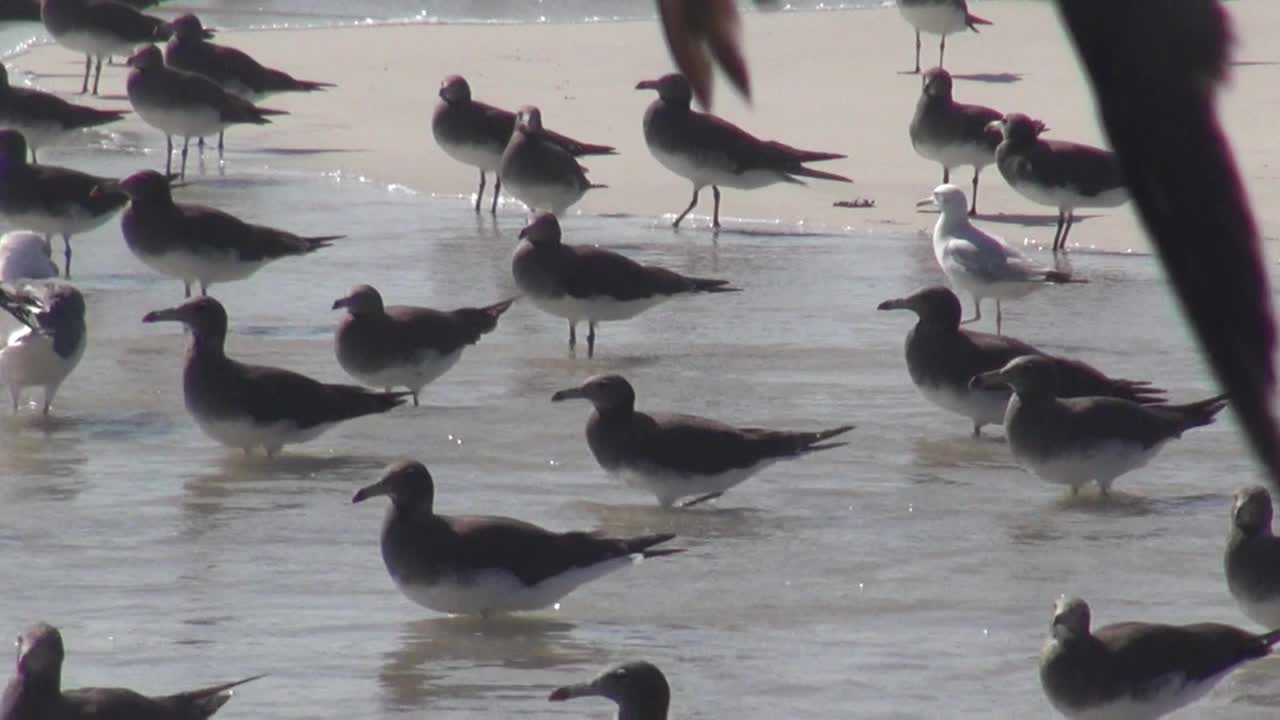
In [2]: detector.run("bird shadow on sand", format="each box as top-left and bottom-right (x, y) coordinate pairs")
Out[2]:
(1231, 60), (1280, 67)
(378, 616), (600, 711)
(1047, 489), (1227, 518)
(951, 72), (1023, 84)
(95, 93), (129, 102)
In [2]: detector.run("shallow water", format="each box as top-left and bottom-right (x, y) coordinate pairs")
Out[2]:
(0, 133), (1274, 718)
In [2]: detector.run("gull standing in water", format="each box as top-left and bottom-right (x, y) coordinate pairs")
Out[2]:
(511, 212), (739, 357)
(552, 373), (855, 507)
(878, 286), (1164, 436)
(352, 460), (683, 616)
(1225, 485), (1280, 629)
(0, 129), (127, 278)
(0, 283), (85, 415)
(919, 183), (1082, 334)
(971, 355), (1226, 495)
(1040, 597), (1280, 719)
(125, 45), (285, 179)
(142, 297), (410, 457)
(2, 622), (262, 719)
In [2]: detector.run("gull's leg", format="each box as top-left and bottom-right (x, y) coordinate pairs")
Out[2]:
(680, 492), (723, 508)
(996, 299), (1003, 335)
(92, 56), (103, 95)
(1052, 209), (1066, 251)
(181, 137), (190, 179)
(491, 176), (502, 214)
(913, 31), (922, 73)
(80, 54), (90, 94)
(972, 422), (982, 438)
(674, 187), (700, 228)
(61, 235), (72, 279)
(712, 186), (723, 229)
(587, 322), (596, 358)
(411, 391), (419, 407)
(969, 168), (981, 216)
(184, 281), (191, 299)
(198, 136), (205, 157)
(942, 166), (950, 184)
(939, 35), (946, 68)
(961, 298), (982, 325)
(568, 321), (576, 350)
(1059, 210), (1076, 251)
(165, 135), (173, 176)
(217, 131), (225, 158)
(474, 171), (485, 213)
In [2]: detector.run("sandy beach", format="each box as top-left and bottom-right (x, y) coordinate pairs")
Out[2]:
(11, 0), (1280, 253)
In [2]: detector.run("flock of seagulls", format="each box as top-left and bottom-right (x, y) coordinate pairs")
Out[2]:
(0, 0), (1273, 718)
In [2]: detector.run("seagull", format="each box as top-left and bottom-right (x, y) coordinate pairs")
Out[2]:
(125, 45), (286, 179)
(1040, 596), (1280, 719)
(991, 112), (1128, 252)
(0, 283), (84, 415)
(549, 661), (671, 719)
(552, 373), (855, 507)
(971, 355), (1227, 494)
(497, 105), (606, 215)
(1225, 485), (1280, 629)
(511, 212), (739, 357)
(0, 129), (127, 278)
(0, 232), (58, 282)
(119, 169), (338, 297)
(877, 285), (1164, 436)
(0, 63), (126, 163)
(164, 13), (334, 157)
(332, 284), (514, 406)
(39, 0), (174, 95)
(351, 460), (683, 616)
(2, 622), (262, 720)
(141, 297), (410, 457)
(908, 67), (1002, 215)
(919, 183), (1083, 334)
(895, 0), (992, 74)
(432, 74), (615, 214)
(636, 73), (850, 230)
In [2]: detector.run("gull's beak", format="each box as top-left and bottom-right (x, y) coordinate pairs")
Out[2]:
(550, 386), (588, 402)
(915, 195), (937, 208)
(517, 224), (531, 240)
(635, 79), (659, 91)
(141, 306), (183, 324)
(876, 297), (911, 312)
(331, 295), (350, 311)
(968, 369), (1008, 391)
(548, 680), (601, 702)
(351, 479), (387, 504)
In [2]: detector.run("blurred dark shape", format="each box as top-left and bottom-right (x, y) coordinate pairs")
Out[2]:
(1056, 0), (1280, 487)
